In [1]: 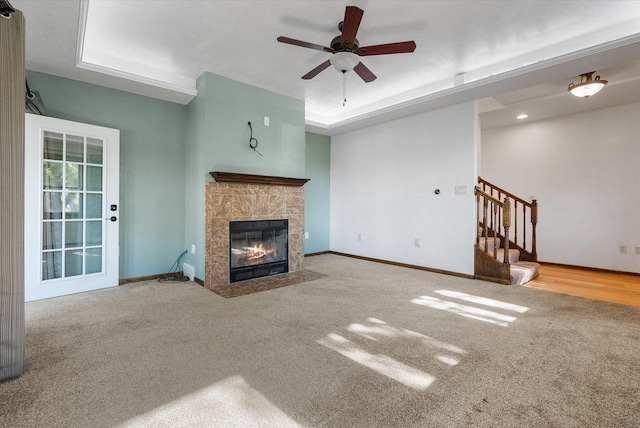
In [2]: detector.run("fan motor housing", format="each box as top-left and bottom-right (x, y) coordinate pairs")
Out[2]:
(331, 35), (359, 52)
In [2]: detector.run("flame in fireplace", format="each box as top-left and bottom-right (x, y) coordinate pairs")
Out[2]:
(231, 243), (278, 267)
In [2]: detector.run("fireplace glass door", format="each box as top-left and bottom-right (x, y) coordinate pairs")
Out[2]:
(229, 219), (288, 282)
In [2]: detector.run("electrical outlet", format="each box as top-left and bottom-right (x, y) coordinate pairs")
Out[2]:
(619, 245), (627, 254)
(454, 185), (467, 195)
(191, 244), (196, 254)
(264, 116), (270, 126)
(358, 233), (362, 241)
(415, 238), (420, 248)
(305, 232), (309, 240)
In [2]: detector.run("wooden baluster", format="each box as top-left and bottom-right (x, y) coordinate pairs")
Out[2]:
(493, 202), (498, 258)
(531, 199), (538, 259)
(503, 197), (511, 265)
(476, 191), (480, 246)
(489, 194), (494, 232)
(514, 199), (518, 249)
(483, 198), (489, 252)
(522, 202), (527, 250)
(497, 191), (502, 238)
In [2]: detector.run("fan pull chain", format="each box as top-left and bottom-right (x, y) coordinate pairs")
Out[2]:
(342, 70), (347, 106)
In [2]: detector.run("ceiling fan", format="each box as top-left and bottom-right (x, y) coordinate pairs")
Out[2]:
(277, 5), (416, 83)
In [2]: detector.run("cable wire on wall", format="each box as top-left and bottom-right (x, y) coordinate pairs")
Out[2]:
(158, 250), (189, 282)
(247, 121), (263, 156)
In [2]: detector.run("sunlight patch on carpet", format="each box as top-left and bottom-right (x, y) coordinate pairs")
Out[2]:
(117, 375), (301, 427)
(436, 355), (460, 366)
(434, 290), (529, 313)
(412, 295), (517, 327)
(317, 333), (435, 390)
(346, 318), (466, 355)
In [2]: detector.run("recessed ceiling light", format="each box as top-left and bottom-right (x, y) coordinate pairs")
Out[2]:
(516, 114), (528, 120)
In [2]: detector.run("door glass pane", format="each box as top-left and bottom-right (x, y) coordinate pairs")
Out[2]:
(86, 221), (103, 246)
(65, 221), (83, 248)
(43, 222), (62, 250)
(86, 248), (102, 274)
(43, 162), (63, 189)
(65, 249), (83, 277)
(43, 132), (63, 160)
(86, 166), (102, 191)
(43, 192), (63, 219)
(87, 138), (103, 165)
(66, 135), (84, 162)
(65, 192), (83, 219)
(86, 194), (102, 219)
(40, 127), (109, 283)
(42, 251), (62, 280)
(65, 164), (83, 190)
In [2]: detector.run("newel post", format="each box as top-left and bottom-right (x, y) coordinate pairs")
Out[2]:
(502, 197), (511, 265)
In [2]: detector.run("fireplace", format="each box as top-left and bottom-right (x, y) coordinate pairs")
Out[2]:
(206, 172), (308, 289)
(229, 219), (288, 283)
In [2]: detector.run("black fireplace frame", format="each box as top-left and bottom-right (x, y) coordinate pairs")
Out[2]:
(229, 219), (288, 283)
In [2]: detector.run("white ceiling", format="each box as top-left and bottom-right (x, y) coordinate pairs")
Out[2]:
(11, 0), (640, 135)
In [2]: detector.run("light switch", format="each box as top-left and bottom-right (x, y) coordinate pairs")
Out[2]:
(264, 116), (270, 126)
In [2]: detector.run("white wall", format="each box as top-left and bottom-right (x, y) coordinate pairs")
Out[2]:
(482, 102), (640, 273)
(330, 102), (478, 275)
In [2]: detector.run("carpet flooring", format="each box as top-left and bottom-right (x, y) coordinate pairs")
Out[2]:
(1, 254), (639, 427)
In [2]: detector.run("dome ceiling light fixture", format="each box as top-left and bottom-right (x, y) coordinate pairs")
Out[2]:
(567, 71), (608, 98)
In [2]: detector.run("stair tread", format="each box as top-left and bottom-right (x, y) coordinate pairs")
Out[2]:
(510, 262), (540, 286)
(494, 248), (520, 264)
(478, 237), (501, 250)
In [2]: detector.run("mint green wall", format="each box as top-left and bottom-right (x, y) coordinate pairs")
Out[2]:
(184, 73), (306, 279)
(304, 132), (331, 253)
(25, 71), (187, 279)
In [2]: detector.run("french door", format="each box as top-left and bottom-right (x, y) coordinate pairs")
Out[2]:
(25, 114), (119, 301)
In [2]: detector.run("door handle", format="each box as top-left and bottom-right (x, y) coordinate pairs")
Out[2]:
(108, 216), (117, 222)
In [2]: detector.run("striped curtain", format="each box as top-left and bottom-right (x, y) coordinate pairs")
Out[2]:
(0, 9), (25, 381)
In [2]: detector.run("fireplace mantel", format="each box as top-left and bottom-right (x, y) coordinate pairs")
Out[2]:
(210, 171), (309, 187)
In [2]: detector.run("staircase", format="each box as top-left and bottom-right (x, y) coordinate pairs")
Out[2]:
(474, 177), (540, 285)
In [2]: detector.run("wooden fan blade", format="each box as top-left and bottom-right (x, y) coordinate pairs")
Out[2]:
(340, 6), (364, 49)
(302, 60), (332, 80)
(277, 36), (334, 53)
(356, 41), (416, 56)
(353, 62), (377, 83)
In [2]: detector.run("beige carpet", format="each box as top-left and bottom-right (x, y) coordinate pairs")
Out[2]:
(1, 254), (639, 427)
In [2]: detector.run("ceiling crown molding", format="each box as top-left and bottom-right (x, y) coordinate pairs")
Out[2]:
(75, 0), (197, 101)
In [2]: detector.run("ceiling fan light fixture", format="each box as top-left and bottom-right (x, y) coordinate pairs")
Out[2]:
(330, 52), (359, 72)
(568, 71), (608, 98)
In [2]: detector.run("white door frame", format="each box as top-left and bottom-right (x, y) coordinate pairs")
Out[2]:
(25, 114), (120, 301)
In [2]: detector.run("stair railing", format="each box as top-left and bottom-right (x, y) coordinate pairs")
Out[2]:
(477, 177), (538, 261)
(474, 187), (511, 266)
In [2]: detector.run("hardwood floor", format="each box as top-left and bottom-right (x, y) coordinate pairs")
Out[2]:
(525, 264), (640, 307)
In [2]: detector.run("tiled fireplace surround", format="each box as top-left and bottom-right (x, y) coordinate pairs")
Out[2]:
(205, 173), (307, 288)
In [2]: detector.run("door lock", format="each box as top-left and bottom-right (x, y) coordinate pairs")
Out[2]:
(110, 204), (118, 211)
